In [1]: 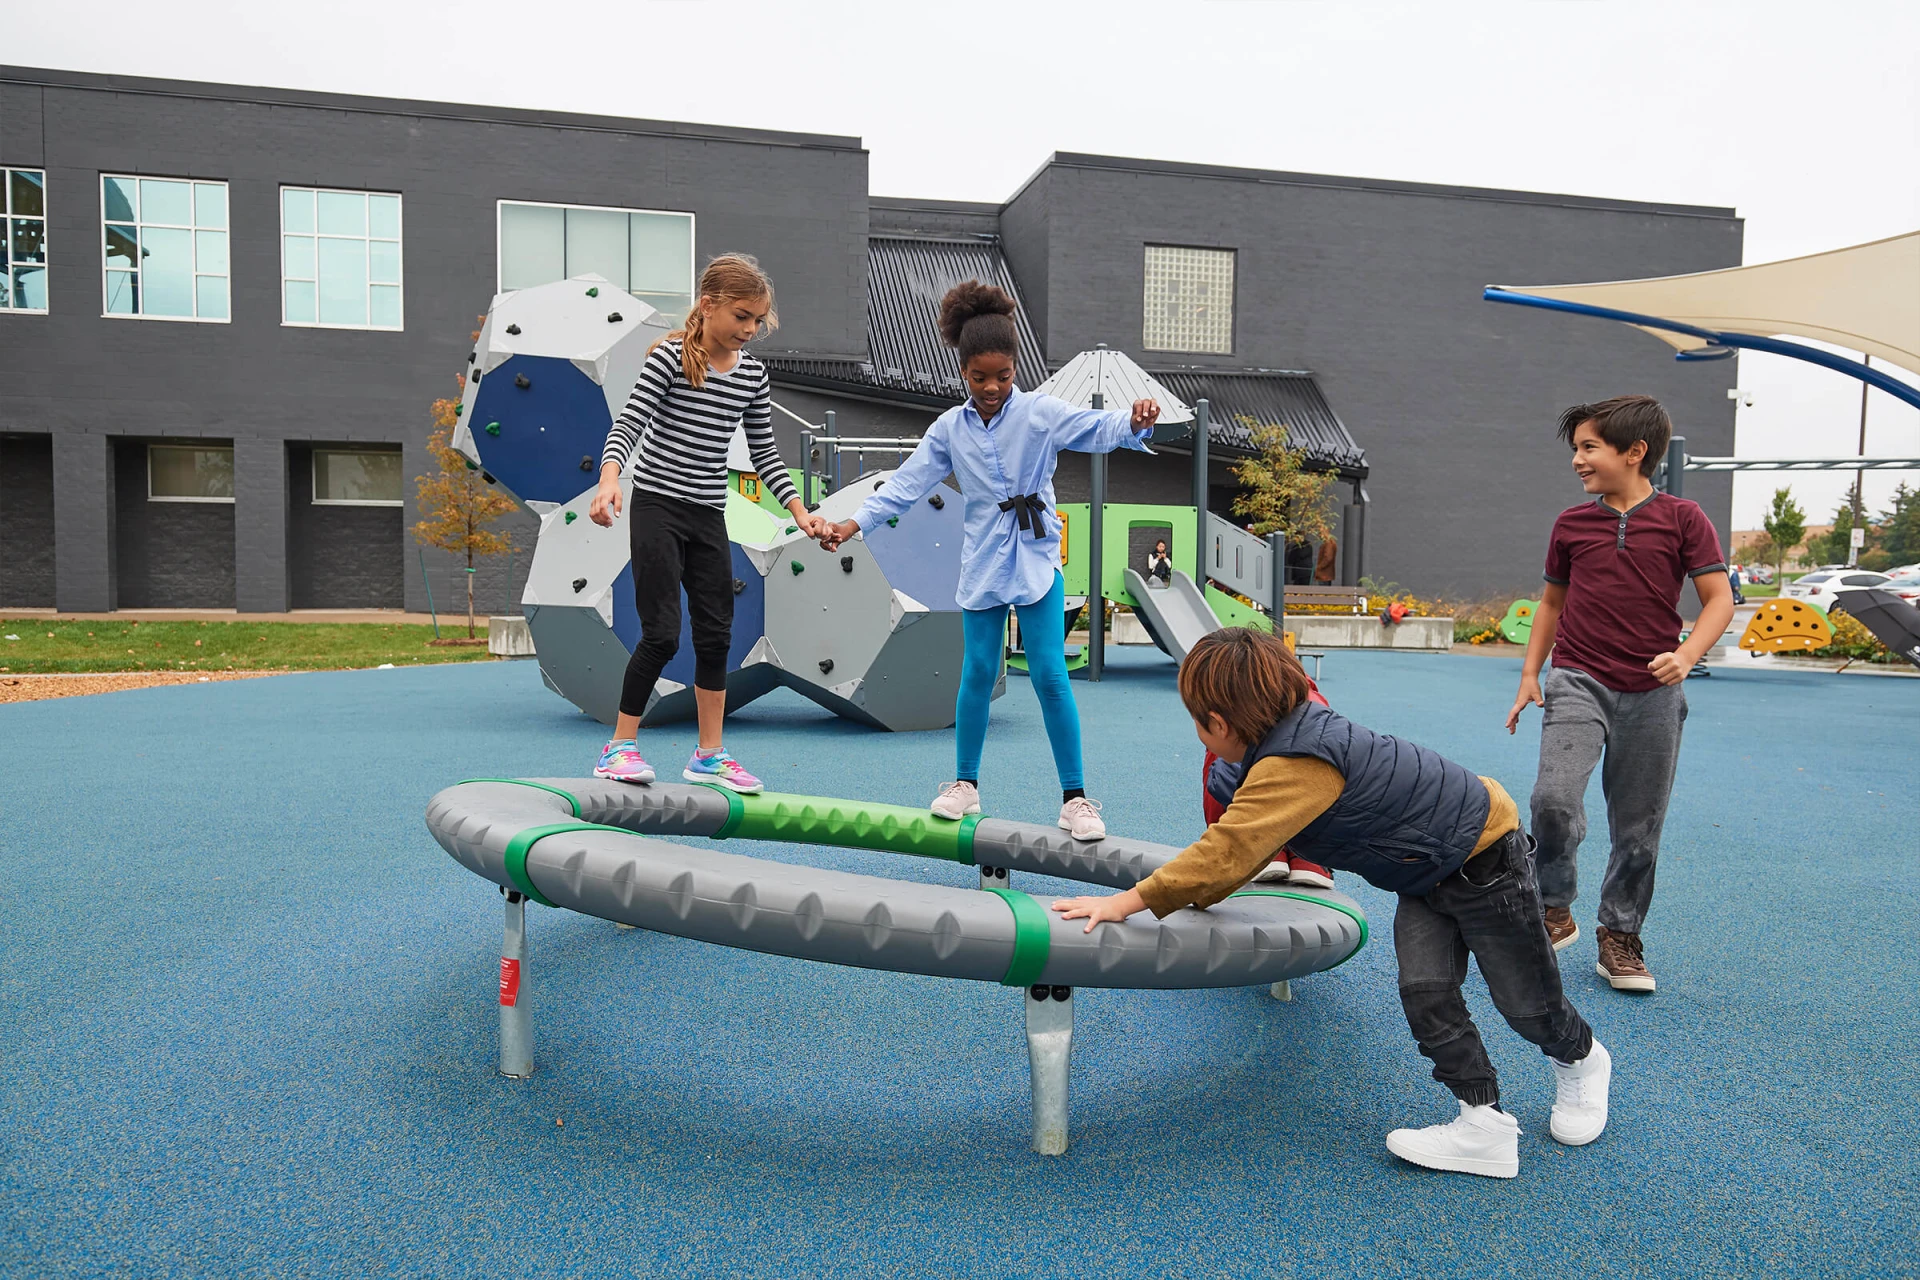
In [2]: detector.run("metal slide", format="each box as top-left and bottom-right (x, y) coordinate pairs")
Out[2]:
(1122, 568), (1223, 663)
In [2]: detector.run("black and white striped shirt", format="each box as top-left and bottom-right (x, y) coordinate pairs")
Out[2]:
(600, 340), (799, 512)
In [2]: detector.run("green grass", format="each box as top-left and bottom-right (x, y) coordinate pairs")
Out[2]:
(0, 619), (497, 675)
(1739, 584), (1780, 597)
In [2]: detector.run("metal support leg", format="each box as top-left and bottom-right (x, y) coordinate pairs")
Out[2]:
(979, 865), (1009, 891)
(499, 890), (533, 1079)
(1025, 984), (1074, 1155)
(1270, 979), (1293, 1002)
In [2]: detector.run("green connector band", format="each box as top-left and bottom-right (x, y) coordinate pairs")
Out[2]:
(986, 888), (1051, 986)
(458, 778), (582, 817)
(709, 792), (978, 863)
(1225, 891), (1370, 968)
(502, 821), (613, 907)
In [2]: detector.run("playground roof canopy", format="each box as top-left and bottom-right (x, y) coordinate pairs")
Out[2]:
(1491, 231), (1920, 379)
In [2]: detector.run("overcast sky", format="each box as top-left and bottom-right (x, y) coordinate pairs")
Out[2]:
(17, 0), (1920, 528)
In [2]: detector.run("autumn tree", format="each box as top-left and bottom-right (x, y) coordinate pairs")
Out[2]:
(415, 373), (518, 638)
(1229, 419), (1339, 546)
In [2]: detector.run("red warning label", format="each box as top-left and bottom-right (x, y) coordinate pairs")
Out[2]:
(499, 957), (521, 1007)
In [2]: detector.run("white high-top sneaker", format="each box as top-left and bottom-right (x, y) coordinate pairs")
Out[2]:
(1549, 1038), (1612, 1146)
(1385, 1101), (1521, 1178)
(930, 781), (981, 820)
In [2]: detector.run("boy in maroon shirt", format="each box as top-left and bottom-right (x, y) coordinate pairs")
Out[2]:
(1506, 396), (1735, 993)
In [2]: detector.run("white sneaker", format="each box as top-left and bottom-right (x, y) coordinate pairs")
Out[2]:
(1251, 858), (1291, 884)
(1058, 796), (1106, 842)
(1549, 1038), (1611, 1146)
(1385, 1101), (1520, 1178)
(930, 781), (981, 820)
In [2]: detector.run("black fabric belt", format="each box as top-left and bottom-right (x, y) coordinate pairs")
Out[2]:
(998, 493), (1051, 538)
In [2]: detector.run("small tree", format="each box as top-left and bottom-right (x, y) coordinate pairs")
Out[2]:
(1811, 501), (1856, 566)
(1762, 487), (1807, 586)
(415, 375), (518, 637)
(1230, 419), (1339, 547)
(1878, 482), (1920, 565)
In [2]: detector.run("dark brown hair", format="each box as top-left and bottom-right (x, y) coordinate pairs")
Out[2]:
(656, 254), (778, 389)
(937, 280), (1019, 366)
(1178, 627), (1312, 747)
(1555, 395), (1672, 477)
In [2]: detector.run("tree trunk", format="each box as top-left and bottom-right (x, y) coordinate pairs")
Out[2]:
(466, 550), (476, 639)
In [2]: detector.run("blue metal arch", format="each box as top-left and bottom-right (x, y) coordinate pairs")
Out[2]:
(1482, 287), (1920, 413)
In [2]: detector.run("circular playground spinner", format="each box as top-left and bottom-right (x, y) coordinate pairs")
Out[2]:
(426, 778), (1368, 1152)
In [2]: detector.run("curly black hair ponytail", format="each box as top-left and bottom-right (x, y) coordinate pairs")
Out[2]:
(937, 280), (1019, 366)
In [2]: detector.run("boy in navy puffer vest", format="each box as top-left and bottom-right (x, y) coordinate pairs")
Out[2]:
(1054, 628), (1613, 1179)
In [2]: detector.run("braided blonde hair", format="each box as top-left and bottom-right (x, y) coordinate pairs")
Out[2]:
(657, 253), (779, 388)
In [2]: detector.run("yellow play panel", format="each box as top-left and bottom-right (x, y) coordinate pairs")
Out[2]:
(1738, 599), (1832, 653)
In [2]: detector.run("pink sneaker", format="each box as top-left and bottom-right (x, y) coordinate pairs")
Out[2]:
(683, 748), (763, 794)
(594, 739), (655, 784)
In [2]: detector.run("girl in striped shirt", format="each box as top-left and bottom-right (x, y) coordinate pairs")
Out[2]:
(588, 254), (829, 791)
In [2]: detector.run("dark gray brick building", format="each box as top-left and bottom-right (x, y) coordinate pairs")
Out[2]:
(0, 67), (1741, 612)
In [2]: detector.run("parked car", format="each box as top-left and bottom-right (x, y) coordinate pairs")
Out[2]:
(1878, 569), (1920, 607)
(1729, 562), (1773, 586)
(1785, 569), (1893, 609)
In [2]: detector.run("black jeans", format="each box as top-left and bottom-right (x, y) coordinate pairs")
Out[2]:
(1394, 829), (1594, 1107)
(617, 490), (734, 717)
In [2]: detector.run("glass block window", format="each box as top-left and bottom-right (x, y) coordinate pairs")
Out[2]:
(1143, 245), (1235, 354)
(281, 188), (403, 329)
(498, 200), (694, 321)
(313, 448), (404, 506)
(2, 168), (48, 312)
(148, 445), (235, 502)
(102, 176), (230, 320)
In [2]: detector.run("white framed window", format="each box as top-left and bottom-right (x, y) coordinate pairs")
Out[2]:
(497, 199), (694, 320)
(2, 168), (48, 313)
(148, 445), (235, 502)
(1143, 244), (1235, 354)
(312, 448), (404, 506)
(102, 176), (230, 321)
(281, 187), (403, 329)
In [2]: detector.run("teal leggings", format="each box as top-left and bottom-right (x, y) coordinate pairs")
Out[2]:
(957, 572), (1083, 791)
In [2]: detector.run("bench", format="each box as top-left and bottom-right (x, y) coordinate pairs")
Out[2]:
(1281, 585), (1370, 615)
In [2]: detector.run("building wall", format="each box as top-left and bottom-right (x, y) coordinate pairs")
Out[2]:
(0, 433), (57, 606)
(285, 444), (403, 609)
(0, 66), (868, 612)
(112, 438), (236, 608)
(1000, 156), (1744, 595)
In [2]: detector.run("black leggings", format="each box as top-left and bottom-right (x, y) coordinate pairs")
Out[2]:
(617, 490), (734, 718)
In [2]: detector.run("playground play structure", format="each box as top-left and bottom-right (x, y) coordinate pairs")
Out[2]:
(428, 778), (1367, 1154)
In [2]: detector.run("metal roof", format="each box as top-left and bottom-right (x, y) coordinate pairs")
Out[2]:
(1031, 347), (1194, 424)
(1150, 370), (1367, 475)
(766, 235), (1047, 401)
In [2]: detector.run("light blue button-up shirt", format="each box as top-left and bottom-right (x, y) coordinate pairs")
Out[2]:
(851, 387), (1155, 611)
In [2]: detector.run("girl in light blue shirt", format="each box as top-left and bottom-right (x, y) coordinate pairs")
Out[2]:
(823, 282), (1159, 840)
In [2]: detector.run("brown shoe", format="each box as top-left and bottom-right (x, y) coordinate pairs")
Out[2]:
(1595, 926), (1656, 992)
(1543, 906), (1579, 952)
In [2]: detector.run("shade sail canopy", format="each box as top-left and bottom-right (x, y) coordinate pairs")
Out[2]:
(1031, 346), (1194, 424)
(1490, 231), (1920, 379)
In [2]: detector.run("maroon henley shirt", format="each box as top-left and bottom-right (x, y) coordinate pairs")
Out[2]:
(1543, 492), (1726, 693)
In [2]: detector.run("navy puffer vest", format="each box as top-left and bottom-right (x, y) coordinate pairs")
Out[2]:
(1229, 701), (1491, 896)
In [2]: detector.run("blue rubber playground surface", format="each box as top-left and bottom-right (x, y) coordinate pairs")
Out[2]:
(2, 647), (1915, 1278)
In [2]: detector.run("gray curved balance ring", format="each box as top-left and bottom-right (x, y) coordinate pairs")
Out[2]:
(427, 778), (1369, 1152)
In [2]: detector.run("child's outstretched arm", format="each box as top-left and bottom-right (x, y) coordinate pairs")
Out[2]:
(1044, 396), (1160, 455)
(821, 421), (954, 549)
(741, 374), (827, 539)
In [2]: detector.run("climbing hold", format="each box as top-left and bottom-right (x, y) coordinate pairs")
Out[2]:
(484, 421), (501, 437)
(785, 525), (798, 535)
(886, 517), (898, 528)
(506, 323), (521, 335)
(572, 577), (587, 593)
(471, 370), (480, 383)
(454, 404), (462, 416)
(482, 472), (496, 485)
(607, 312), (622, 323)
(579, 456), (595, 472)
(873, 480), (885, 491)
(790, 561), (805, 575)
(564, 511), (577, 525)
(731, 578), (745, 596)
(514, 374), (530, 389)
(465, 460), (478, 471)
(841, 556), (854, 573)
(818, 659), (834, 675)
(927, 493), (945, 510)
(466, 352), (475, 364)
(586, 287), (599, 298)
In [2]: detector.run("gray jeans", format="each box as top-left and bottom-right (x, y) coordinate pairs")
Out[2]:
(1529, 665), (1688, 935)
